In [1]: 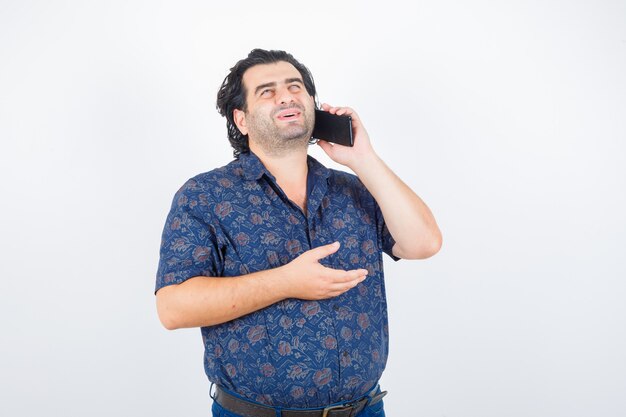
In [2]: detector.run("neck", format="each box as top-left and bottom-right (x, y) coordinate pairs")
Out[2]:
(249, 141), (308, 186)
(248, 141), (309, 214)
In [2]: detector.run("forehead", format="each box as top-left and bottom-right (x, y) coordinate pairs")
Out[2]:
(242, 61), (302, 91)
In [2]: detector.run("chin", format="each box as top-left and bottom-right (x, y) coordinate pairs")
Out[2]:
(281, 127), (310, 142)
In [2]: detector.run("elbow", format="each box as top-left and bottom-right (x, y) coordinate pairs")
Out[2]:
(412, 241), (442, 259)
(419, 227), (443, 259)
(156, 289), (182, 330)
(428, 232), (443, 257)
(159, 314), (180, 331)
(423, 230), (443, 258)
(397, 231), (443, 260)
(157, 309), (180, 331)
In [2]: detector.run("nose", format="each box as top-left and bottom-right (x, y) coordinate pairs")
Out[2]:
(275, 86), (295, 105)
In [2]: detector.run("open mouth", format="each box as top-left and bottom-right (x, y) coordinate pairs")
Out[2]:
(276, 109), (302, 121)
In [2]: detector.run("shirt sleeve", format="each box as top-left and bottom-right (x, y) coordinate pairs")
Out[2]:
(375, 201), (401, 262)
(353, 174), (401, 262)
(155, 179), (223, 293)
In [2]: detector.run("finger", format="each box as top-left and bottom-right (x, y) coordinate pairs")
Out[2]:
(331, 275), (367, 295)
(317, 139), (333, 153)
(321, 103), (338, 114)
(338, 273), (367, 287)
(336, 107), (359, 122)
(335, 107), (350, 116)
(327, 268), (368, 282)
(307, 241), (341, 261)
(327, 105), (339, 114)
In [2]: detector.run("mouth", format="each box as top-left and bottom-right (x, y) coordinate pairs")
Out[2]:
(276, 108), (302, 122)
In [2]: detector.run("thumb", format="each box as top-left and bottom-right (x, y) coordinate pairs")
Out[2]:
(307, 241), (340, 261)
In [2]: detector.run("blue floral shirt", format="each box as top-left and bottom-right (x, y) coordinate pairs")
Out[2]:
(156, 151), (398, 407)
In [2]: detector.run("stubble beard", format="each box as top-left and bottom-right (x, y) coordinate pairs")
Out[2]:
(246, 106), (314, 157)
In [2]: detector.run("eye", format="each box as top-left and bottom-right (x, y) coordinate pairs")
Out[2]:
(288, 84), (301, 92)
(260, 88), (274, 98)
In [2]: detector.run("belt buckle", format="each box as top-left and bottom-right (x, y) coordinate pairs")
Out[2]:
(321, 402), (354, 417)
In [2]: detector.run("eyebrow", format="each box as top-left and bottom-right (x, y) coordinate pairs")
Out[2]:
(254, 78), (304, 96)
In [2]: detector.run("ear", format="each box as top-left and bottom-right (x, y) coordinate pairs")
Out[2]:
(233, 109), (248, 136)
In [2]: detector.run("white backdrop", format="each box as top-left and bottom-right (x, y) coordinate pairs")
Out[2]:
(1, 1), (625, 416)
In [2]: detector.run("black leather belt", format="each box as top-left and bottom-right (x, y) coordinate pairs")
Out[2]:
(213, 385), (385, 417)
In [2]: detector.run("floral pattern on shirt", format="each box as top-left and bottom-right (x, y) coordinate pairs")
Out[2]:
(156, 151), (398, 407)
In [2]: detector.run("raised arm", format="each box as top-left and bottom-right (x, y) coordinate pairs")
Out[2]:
(317, 104), (442, 260)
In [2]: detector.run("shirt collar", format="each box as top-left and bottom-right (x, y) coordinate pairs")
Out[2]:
(306, 154), (331, 183)
(306, 155), (331, 218)
(239, 151), (272, 181)
(238, 150), (331, 183)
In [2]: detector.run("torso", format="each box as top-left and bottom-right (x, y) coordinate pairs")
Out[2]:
(156, 152), (394, 408)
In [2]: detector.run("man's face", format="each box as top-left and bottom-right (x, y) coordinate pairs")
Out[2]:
(234, 61), (315, 156)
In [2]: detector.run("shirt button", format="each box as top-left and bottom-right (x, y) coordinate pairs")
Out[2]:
(333, 304), (339, 311)
(342, 351), (349, 357)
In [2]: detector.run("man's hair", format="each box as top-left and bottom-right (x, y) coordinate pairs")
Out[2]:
(216, 49), (318, 158)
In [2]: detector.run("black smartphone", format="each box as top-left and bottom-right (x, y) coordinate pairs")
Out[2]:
(312, 109), (354, 147)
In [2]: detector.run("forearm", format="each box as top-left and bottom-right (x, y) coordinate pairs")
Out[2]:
(315, 105), (441, 259)
(156, 267), (288, 330)
(352, 153), (442, 259)
(156, 242), (368, 330)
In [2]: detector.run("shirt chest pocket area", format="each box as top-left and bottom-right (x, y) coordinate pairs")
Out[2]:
(316, 205), (380, 271)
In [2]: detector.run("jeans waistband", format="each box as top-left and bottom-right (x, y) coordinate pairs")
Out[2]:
(211, 384), (384, 417)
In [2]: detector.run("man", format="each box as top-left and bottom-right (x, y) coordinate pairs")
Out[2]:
(155, 49), (442, 417)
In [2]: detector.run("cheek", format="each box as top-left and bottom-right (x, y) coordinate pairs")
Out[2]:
(247, 109), (263, 123)
(245, 108), (274, 131)
(249, 103), (271, 118)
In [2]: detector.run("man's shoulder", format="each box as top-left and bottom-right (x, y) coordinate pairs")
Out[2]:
(307, 155), (358, 186)
(173, 159), (243, 200)
(327, 167), (357, 182)
(321, 166), (377, 210)
(326, 167), (367, 194)
(191, 159), (242, 184)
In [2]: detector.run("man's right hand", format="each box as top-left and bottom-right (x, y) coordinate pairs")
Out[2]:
(278, 242), (368, 300)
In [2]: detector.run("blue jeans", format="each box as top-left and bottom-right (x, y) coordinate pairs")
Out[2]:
(211, 392), (386, 417)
